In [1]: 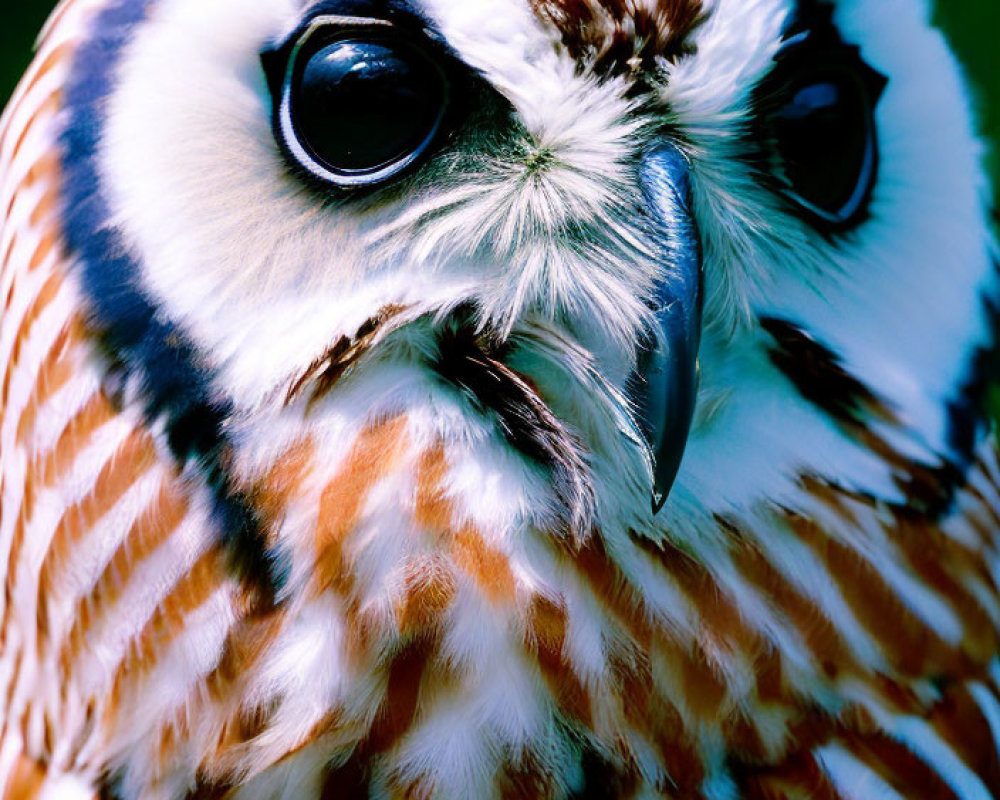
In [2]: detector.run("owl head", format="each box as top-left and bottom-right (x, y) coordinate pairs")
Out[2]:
(62, 0), (995, 549)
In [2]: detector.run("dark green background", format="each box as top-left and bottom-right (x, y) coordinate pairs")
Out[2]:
(2, 2), (999, 200)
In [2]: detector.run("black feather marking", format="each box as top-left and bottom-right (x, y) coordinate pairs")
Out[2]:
(760, 316), (972, 517)
(760, 317), (890, 425)
(432, 313), (595, 541)
(567, 747), (633, 800)
(58, 0), (283, 603)
(945, 259), (1000, 466)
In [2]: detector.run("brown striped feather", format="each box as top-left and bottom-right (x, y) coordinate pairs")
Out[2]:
(36, 430), (158, 641)
(15, 319), (82, 446)
(126, 550), (226, 682)
(39, 391), (118, 485)
(845, 730), (963, 800)
(735, 752), (844, 800)
(0, 385), (117, 637)
(2, 269), (64, 410)
(786, 506), (972, 678)
(408, 445), (515, 634)
(729, 532), (866, 684)
(58, 480), (190, 679)
(396, 558), (457, 633)
(193, 612), (289, 781)
(313, 416), (409, 597)
(450, 524), (517, 604)
(927, 683), (1000, 797)
(1, 755), (47, 800)
(246, 438), (317, 529)
(526, 594), (593, 727)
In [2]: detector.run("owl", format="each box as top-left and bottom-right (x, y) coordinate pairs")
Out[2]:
(1, 0), (999, 797)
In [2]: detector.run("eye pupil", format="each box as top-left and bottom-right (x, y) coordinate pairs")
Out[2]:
(758, 31), (887, 231)
(769, 68), (876, 225)
(279, 32), (449, 185)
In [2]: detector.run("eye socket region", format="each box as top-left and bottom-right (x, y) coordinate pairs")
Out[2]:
(264, 18), (450, 188)
(759, 39), (887, 229)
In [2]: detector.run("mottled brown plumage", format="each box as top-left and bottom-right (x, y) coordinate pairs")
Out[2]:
(530, 0), (703, 76)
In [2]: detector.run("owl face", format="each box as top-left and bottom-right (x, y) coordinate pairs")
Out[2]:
(72, 0), (993, 537)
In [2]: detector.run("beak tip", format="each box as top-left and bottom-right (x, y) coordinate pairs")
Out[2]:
(635, 141), (704, 514)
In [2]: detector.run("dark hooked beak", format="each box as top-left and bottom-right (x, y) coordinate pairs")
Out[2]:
(633, 143), (704, 513)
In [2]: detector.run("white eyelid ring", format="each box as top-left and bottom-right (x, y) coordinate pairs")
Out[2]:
(271, 14), (450, 188)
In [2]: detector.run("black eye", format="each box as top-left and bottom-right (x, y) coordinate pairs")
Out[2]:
(758, 36), (887, 229)
(265, 20), (450, 188)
